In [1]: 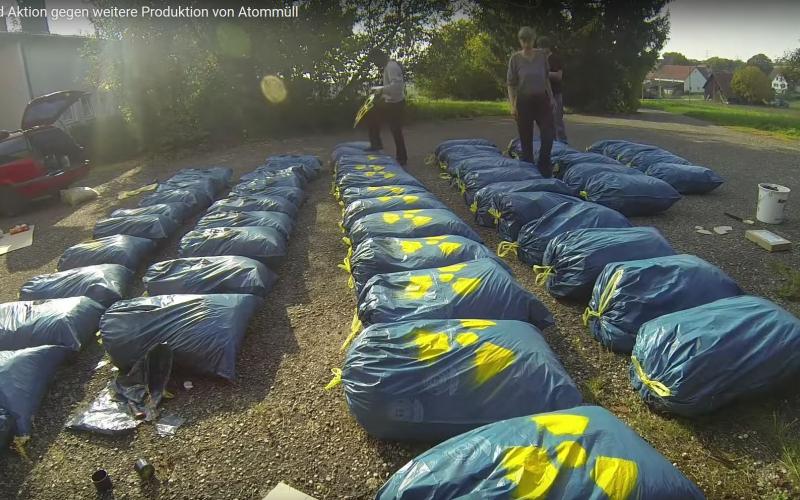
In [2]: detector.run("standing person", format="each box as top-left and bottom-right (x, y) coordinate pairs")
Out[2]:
(366, 48), (408, 166)
(536, 36), (568, 143)
(507, 26), (555, 177)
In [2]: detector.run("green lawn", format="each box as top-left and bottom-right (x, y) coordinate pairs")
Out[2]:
(640, 98), (800, 140)
(407, 98), (510, 121)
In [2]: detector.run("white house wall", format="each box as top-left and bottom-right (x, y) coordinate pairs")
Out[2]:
(684, 68), (707, 94)
(0, 41), (31, 131)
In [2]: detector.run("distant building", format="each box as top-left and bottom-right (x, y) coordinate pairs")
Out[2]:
(644, 65), (709, 97)
(703, 71), (734, 104)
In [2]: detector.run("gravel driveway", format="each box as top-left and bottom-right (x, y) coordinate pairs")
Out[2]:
(1, 111), (799, 499)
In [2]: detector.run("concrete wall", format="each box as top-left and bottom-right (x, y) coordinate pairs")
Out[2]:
(684, 68), (707, 94)
(22, 37), (89, 97)
(0, 41), (31, 131)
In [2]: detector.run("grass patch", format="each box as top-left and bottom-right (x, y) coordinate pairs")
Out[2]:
(640, 99), (800, 140)
(769, 263), (800, 301)
(407, 98), (509, 121)
(772, 411), (800, 488)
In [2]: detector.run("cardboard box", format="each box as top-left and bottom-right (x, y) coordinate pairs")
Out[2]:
(745, 230), (792, 252)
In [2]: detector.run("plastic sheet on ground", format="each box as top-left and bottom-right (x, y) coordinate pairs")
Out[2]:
(472, 179), (577, 227)
(496, 191), (581, 242)
(580, 172), (682, 216)
(538, 227), (676, 300)
(194, 210), (294, 239)
(339, 185), (431, 207)
(342, 194), (448, 231)
(144, 256), (277, 297)
(58, 235), (157, 271)
(93, 214), (179, 241)
(338, 319), (582, 441)
(110, 202), (193, 224)
(461, 167), (543, 206)
(0, 345), (71, 445)
(19, 264), (133, 307)
(207, 195), (298, 218)
(645, 162), (725, 194)
(631, 295), (800, 416)
(561, 162), (645, 191)
(586, 254), (743, 353)
(0, 297), (106, 351)
(513, 202), (632, 265)
(346, 209), (482, 248)
(376, 405), (704, 499)
(138, 188), (212, 213)
(346, 235), (509, 294)
(100, 294), (262, 381)
(358, 258), (554, 331)
(178, 227), (287, 266)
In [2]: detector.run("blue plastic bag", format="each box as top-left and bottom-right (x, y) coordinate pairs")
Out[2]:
(230, 185), (304, 206)
(100, 294), (262, 381)
(171, 166), (233, 191)
(346, 208), (481, 248)
(335, 159), (404, 183)
(587, 139), (629, 155)
(506, 138), (576, 160)
(437, 145), (501, 165)
(58, 235), (156, 271)
(342, 194), (447, 231)
(471, 179), (577, 227)
(207, 195), (298, 218)
(144, 256), (277, 297)
(19, 264), (133, 307)
(449, 156), (533, 180)
(178, 227), (287, 266)
(331, 141), (372, 162)
(628, 148), (691, 170)
(434, 138), (496, 158)
(537, 227), (676, 300)
(562, 162), (645, 191)
(94, 214), (179, 241)
(496, 191), (581, 242)
(553, 151), (621, 177)
(586, 254), (743, 353)
(645, 163), (724, 194)
(509, 202), (631, 265)
(232, 175), (304, 194)
(156, 177), (216, 200)
(346, 235), (509, 294)
(461, 167), (542, 206)
(194, 211), (294, 239)
(0, 297), (106, 351)
(377, 405), (704, 499)
(581, 172), (682, 216)
(358, 258), (554, 331)
(139, 188), (212, 212)
(263, 154), (322, 180)
(110, 202), (193, 223)
(632, 295), (800, 416)
(336, 319), (582, 441)
(339, 185), (431, 207)
(336, 169), (425, 194)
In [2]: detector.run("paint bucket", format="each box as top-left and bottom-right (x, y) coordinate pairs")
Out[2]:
(757, 183), (790, 224)
(91, 469), (113, 492)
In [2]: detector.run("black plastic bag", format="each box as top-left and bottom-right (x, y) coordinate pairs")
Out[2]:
(207, 196), (298, 218)
(19, 264), (133, 307)
(110, 202), (193, 223)
(0, 297), (106, 351)
(156, 178), (216, 200)
(219, 185), (303, 206)
(144, 256), (277, 297)
(139, 188), (212, 213)
(100, 294), (262, 381)
(178, 227), (287, 266)
(58, 235), (156, 271)
(194, 210), (294, 239)
(93, 214), (179, 240)
(171, 166), (233, 191)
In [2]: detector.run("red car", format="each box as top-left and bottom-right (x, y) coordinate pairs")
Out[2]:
(0, 91), (90, 216)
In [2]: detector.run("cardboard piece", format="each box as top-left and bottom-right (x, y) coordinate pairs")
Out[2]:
(746, 230), (792, 252)
(263, 482), (317, 500)
(0, 225), (35, 256)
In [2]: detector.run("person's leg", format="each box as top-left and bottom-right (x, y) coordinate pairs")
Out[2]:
(367, 102), (383, 150)
(516, 96), (535, 164)
(386, 101), (408, 165)
(553, 93), (568, 143)
(534, 96), (555, 177)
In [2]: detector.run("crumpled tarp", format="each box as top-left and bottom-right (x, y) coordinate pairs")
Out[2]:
(138, 188), (212, 213)
(461, 167), (542, 206)
(110, 202), (193, 223)
(0, 345), (71, 446)
(513, 202), (631, 265)
(632, 295), (800, 416)
(346, 209), (482, 248)
(339, 185), (430, 207)
(376, 405), (704, 499)
(338, 319), (582, 441)
(496, 191), (580, 242)
(58, 235), (156, 271)
(539, 227), (676, 300)
(561, 162), (645, 191)
(346, 235), (509, 294)
(645, 162), (725, 194)
(342, 194), (447, 231)
(144, 256), (277, 296)
(358, 258), (554, 331)
(19, 264), (133, 307)
(207, 195), (298, 218)
(471, 179), (577, 227)
(580, 172), (682, 216)
(587, 254), (743, 353)
(93, 214), (179, 240)
(194, 210), (294, 239)
(0, 297), (106, 351)
(100, 294), (262, 381)
(178, 227), (287, 266)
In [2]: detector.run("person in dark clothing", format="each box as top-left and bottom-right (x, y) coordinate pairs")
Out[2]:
(366, 48), (408, 165)
(536, 36), (568, 143)
(507, 26), (555, 177)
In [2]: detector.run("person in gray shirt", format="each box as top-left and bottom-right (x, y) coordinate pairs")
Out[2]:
(507, 26), (555, 177)
(366, 48), (408, 165)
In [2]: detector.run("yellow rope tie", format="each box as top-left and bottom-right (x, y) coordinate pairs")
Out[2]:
(324, 368), (343, 390)
(424, 154), (435, 167)
(497, 241), (519, 258)
(340, 310), (363, 351)
(469, 201), (478, 214)
(439, 161), (447, 171)
(337, 257), (351, 274)
(458, 180), (467, 194)
(631, 356), (672, 397)
(582, 268), (624, 326)
(488, 208), (502, 225)
(338, 222), (346, 234)
(533, 265), (554, 286)
(439, 172), (452, 180)
(579, 190), (589, 200)
(13, 436), (30, 459)
(341, 236), (352, 248)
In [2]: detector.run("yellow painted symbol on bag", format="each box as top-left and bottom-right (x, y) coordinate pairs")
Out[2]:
(414, 331), (451, 362)
(455, 332), (479, 346)
(531, 414), (590, 436)
(501, 446), (559, 499)
(590, 456), (638, 500)
(459, 319), (496, 329)
(404, 275), (434, 299)
(555, 441), (588, 468)
(383, 212), (401, 224)
(438, 241), (462, 256)
(399, 240), (424, 254)
(438, 263), (467, 272)
(452, 277), (481, 296)
(474, 342), (516, 384)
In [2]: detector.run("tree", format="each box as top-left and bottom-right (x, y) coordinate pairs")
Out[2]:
(746, 53), (774, 76)
(661, 51), (699, 65)
(704, 56), (745, 74)
(731, 66), (774, 103)
(470, 0), (670, 113)
(778, 47), (800, 89)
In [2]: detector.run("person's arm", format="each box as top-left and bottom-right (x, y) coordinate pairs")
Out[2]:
(506, 54), (518, 116)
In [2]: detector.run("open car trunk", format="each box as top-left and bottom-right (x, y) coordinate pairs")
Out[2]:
(25, 126), (85, 172)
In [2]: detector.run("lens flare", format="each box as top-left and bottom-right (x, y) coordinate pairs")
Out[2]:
(261, 75), (288, 103)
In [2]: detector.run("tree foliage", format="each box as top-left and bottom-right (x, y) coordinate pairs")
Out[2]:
(470, 0), (670, 113)
(778, 47), (800, 89)
(704, 56), (744, 74)
(662, 51), (699, 65)
(731, 66), (774, 103)
(746, 53), (774, 76)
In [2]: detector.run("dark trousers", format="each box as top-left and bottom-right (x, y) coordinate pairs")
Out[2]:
(516, 94), (554, 177)
(368, 100), (408, 165)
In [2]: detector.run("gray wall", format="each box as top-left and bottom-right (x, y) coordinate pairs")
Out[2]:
(0, 41), (30, 130)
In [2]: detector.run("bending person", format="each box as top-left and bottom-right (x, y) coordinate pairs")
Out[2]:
(366, 49), (408, 166)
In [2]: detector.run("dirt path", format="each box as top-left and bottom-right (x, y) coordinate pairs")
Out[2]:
(1, 111), (799, 499)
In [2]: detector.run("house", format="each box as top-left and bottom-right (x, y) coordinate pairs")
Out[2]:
(703, 71), (734, 103)
(770, 69), (789, 94)
(644, 65), (708, 97)
(0, 31), (112, 131)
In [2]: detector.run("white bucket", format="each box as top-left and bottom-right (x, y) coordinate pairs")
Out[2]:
(756, 183), (790, 224)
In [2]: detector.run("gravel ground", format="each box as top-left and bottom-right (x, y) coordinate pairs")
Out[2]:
(1, 111), (799, 499)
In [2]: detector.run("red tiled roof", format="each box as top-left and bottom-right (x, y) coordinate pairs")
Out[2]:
(647, 65), (697, 82)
